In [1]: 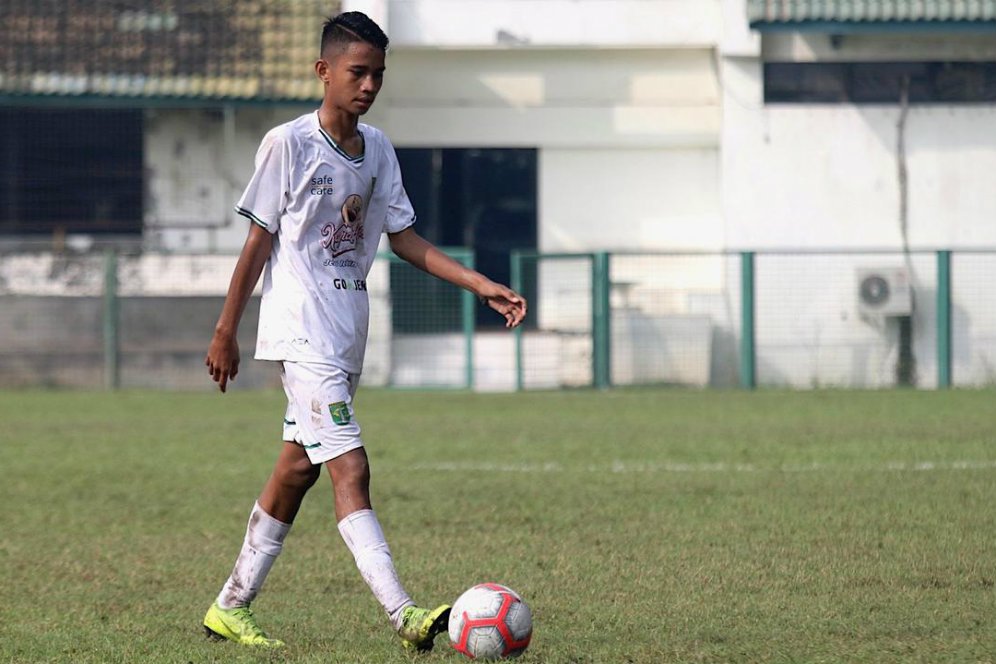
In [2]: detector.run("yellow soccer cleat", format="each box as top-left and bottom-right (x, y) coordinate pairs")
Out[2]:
(398, 604), (451, 652)
(203, 602), (285, 648)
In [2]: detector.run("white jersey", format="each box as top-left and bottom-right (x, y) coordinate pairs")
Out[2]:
(235, 111), (416, 373)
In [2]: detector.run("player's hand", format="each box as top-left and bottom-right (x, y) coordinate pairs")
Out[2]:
(205, 332), (240, 393)
(478, 282), (528, 329)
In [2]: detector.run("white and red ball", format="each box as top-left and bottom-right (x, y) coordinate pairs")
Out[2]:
(448, 583), (532, 660)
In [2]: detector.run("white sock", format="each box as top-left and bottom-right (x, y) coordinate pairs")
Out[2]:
(216, 502), (291, 609)
(337, 508), (414, 629)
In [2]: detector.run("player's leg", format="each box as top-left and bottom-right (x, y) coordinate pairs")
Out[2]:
(281, 361), (450, 650)
(204, 442), (320, 647)
(204, 365), (323, 647)
(316, 387), (416, 629)
(217, 442), (320, 606)
(259, 441), (323, 523)
(328, 450), (450, 651)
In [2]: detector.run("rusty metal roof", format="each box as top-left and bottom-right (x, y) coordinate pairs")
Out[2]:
(0, 0), (340, 102)
(749, 0), (996, 27)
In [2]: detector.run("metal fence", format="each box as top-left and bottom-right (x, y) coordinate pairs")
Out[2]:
(1, 248), (993, 391)
(512, 250), (995, 390)
(0, 248), (476, 391)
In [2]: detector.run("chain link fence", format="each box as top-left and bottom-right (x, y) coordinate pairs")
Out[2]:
(1, 248), (993, 391)
(0, 248), (475, 390)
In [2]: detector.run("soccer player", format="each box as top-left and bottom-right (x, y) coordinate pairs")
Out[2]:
(200, 11), (527, 651)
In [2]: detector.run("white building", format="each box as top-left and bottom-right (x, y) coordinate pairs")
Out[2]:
(5, 1), (996, 389)
(727, 0), (996, 388)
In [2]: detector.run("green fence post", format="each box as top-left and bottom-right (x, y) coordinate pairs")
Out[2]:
(103, 249), (120, 390)
(592, 252), (611, 389)
(510, 251), (524, 392)
(463, 251), (476, 390)
(937, 250), (952, 389)
(740, 251), (756, 390)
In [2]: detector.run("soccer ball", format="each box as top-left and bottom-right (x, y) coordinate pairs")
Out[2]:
(449, 583), (532, 660)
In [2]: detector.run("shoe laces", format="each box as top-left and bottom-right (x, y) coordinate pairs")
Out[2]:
(403, 607), (429, 629)
(229, 607), (266, 638)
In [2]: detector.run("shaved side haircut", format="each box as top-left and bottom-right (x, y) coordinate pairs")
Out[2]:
(321, 11), (389, 55)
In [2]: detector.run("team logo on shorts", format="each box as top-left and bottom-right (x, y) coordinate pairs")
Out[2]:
(328, 401), (351, 426)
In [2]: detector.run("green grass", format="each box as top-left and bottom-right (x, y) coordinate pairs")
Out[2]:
(2, 388), (996, 663)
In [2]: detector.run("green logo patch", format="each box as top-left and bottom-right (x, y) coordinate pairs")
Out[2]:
(329, 401), (351, 426)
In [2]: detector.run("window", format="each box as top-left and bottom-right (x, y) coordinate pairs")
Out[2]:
(395, 148), (537, 329)
(765, 61), (996, 104)
(0, 108), (143, 235)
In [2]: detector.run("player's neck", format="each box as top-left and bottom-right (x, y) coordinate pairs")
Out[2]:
(317, 104), (360, 145)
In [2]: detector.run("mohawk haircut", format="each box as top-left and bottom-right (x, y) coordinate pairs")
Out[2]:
(321, 11), (389, 55)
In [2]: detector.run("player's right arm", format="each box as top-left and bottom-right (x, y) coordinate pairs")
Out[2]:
(206, 224), (273, 392)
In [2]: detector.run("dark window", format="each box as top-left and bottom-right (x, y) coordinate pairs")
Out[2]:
(0, 108), (143, 235)
(395, 148), (537, 329)
(765, 61), (996, 104)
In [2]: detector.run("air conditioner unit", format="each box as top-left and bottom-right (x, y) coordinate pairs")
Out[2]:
(856, 267), (913, 317)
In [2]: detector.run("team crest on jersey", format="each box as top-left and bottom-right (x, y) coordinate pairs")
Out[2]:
(321, 194), (365, 257)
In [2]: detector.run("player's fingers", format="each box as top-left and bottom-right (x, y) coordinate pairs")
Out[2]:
(230, 359), (239, 379)
(499, 287), (522, 304)
(500, 303), (516, 328)
(502, 298), (525, 327)
(210, 362), (228, 387)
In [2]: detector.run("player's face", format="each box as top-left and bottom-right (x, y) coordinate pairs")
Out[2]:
(318, 41), (386, 116)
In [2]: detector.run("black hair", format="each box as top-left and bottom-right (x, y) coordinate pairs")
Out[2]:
(320, 11), (389, 55)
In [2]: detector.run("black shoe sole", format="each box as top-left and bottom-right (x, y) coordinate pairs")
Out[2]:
(415, 607), (452, 653)
(204, 626), (227, 642)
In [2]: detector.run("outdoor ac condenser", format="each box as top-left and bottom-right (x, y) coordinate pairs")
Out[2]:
(856, 267), (913, 317)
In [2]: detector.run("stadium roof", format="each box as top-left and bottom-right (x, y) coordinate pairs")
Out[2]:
(0, 0), (339, 104)
(748, 0), (996, 31)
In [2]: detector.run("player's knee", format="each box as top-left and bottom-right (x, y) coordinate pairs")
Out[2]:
(278, 454), (321, 489)
(300, 459), (323, 488)
(328, 451), (370, 489)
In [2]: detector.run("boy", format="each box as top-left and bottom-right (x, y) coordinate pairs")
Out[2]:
(201, 11), (527, 651)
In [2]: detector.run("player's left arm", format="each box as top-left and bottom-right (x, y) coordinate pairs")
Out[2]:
(388, 226), (527, 328)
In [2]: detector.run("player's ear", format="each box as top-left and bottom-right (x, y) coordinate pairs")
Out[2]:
(315, 58), (330, 84)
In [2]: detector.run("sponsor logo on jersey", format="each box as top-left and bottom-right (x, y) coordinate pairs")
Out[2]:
(328, 401), (351, 426)
(323, 258), (358, 268)
(321, 193), (365, 257)
(333, 278), (367, 291)
(310, 175), (335, 196)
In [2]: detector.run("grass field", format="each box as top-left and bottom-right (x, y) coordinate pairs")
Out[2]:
(2, 387), (996, 663)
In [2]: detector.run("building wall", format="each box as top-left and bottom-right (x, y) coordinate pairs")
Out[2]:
(383, 0), (721, 48)
(724, 32), (996, 250)
(147, 45), (724, 255)
(719, 28), (996, 387)
(372, 47), (724, 254)
(144, 106), (304, 252)
(540, 148), (722, 253)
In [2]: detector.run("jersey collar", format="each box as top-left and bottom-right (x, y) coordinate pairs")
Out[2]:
(314, 111), (365, 165)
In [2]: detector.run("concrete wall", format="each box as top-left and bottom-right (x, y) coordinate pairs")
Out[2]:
(144, 106), (302, 253)
(146, 46), (724, 257)
(383, 0), (721, 48)
(718, 28), (996, 388)
(721, 62), (996, 250)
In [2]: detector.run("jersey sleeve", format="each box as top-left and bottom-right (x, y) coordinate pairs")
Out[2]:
(381, 138), (417, 234)
(234, 128), (291, 233)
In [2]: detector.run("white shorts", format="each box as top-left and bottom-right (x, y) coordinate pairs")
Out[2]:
(280, 361), (363, 465)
